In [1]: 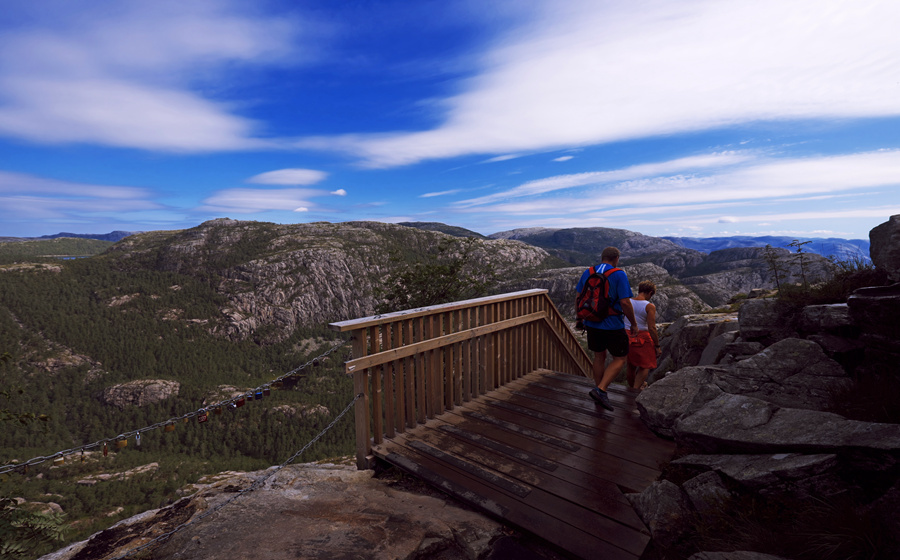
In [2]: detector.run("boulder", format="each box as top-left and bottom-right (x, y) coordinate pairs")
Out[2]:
(100, 380), (180, 409)
(737, 298), (798, 343)
(848, 283), (900, 343)
(672, 392), (900, 455)
(681, 471), (731, 515)
(870, 214), (900, 282)
(653, 313), (739, 378)
(635, 367), (724, 438)
(698, 331), (738, 366)
(798, 303), (857, 336)
(672, 453), (842, 498)
(713, 338), (851, 411)
(688, 552), (792, 560)
(626, 480), (694, 550)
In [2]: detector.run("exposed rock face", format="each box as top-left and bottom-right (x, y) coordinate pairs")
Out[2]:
(870, 214), (900, 282)
(42, 463), (516, 560)
(516, 262), (710, 323)
(634, 241), (900, 557)
(651, 313), (739, 379)
(112, 220), (556, 344)
(714, 338), (852, 411)
(100, 380), (180, 409)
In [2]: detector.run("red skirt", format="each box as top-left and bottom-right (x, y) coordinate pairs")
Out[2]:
(627, 331), (657, 369)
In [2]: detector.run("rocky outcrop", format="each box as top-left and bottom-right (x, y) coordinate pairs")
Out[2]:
(651, 313), (739, 379)
(516, 262), (710, 323)
(632, 229), (900, 558)
(100, 380), (180, 409)
(41, 463), (525, 560)
(112, 220), (557, 344)
(870, 214), (900, 282)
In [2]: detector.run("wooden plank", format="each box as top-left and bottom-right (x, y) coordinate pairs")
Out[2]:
(387, 420), (648, 532)
(329, 289), (548, 331)
(377, 439), (646, 560)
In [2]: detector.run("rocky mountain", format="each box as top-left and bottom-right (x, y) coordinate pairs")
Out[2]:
(664, 234), (871, 264)
(489, 226), (836, 309)
(101, 219), (558, 344)
(490, 226), (706, 275)
(397, 221), (488, 239)
(0, 231), (139, 243)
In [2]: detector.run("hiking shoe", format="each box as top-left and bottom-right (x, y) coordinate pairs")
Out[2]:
(588, 387), (614, 411)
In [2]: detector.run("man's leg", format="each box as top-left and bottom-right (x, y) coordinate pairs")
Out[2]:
(633, 367), (650, 389)
(592, 350), (607, 387)
(599, 355), (627, 392)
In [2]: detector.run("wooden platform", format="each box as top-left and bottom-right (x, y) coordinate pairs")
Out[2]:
(374, 369), (676, 560)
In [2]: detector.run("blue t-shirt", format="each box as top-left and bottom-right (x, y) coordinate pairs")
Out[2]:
(575, 263), (633, 330)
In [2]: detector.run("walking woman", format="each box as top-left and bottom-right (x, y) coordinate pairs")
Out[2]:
(623, 281), (660, 389)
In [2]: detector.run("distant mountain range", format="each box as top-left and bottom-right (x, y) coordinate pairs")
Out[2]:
(0, 230), (139, 243)
(400, 222), (872, 264)
(1, 225), (871, 264)
(662, 235), (871, 264)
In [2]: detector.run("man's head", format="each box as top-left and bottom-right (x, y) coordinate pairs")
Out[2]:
(600, 246), (620, 264)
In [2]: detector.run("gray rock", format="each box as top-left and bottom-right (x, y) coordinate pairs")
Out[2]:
(681, 471), (731, 515)
(626, 480), (694, 550)
(688, 552), (792, 560)
(720, 341), (765, 360)
(848, 283), (900, 342)
(799, 303), (855, 334)
(737, 298), (798, 342)
(42, 463), (508, 560)
(653, 313), (739, 377)
(714, 338), (852, 411)
(698, 331), (738, 365)
(672, 453), (841, 498)
(673, 393), (900, 454)
(636, 366), (724, 437)
(870, 214), (900, 282)
(100, 379), (180, 409)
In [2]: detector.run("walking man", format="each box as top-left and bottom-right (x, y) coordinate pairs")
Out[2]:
(575, 246), (638, 411)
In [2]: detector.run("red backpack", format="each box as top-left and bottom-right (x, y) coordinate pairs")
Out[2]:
(576, 266), (622, 322)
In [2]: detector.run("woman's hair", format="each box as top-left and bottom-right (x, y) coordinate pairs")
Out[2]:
(638, 280), (656, 295)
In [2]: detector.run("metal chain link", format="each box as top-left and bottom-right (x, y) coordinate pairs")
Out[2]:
(0, 339), (348, 476)
(109, 391), (363, 560)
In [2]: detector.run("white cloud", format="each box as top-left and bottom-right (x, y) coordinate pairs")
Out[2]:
(553, 156), (573, 162)
(200, 188), (331, 213)
(420, 189), (461, 198)
(457, 151), (752, 207)
(0, 170), (152, 199)
(301, 0), (900, 167)
(331, 189), (347, 196)
(445, 149), (900, 236)
(0, 1), (303, 151)
(247, 168), (328, 185)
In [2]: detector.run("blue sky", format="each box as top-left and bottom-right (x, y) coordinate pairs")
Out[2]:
(1, 0), (899, 240)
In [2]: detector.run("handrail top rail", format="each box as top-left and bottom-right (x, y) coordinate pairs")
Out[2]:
(328, 289), (549, 332)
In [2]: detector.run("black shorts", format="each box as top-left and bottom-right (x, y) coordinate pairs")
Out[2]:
(586, 327), (629, 357)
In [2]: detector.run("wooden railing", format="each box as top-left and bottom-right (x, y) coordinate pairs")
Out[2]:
(328, 289), (592, 469)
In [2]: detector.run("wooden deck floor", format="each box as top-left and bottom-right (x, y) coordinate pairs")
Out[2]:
(373, 369), (677, 560)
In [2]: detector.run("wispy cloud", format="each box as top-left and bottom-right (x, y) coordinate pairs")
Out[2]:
(247, 168), (328, 185)
(199, 187), (339, 213)
(0, 0), (304, 152)
(447, 149), (900, 234)
(0, 170), (162, 222)
(299, 0), (900, 167)
(456, 152), (753, 207)
(419, 189), (461, 198)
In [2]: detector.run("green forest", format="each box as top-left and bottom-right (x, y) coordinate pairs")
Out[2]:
(0, 254), (357, 558)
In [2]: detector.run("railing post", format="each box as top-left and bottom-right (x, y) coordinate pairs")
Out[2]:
(351, 329), (371, 470)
